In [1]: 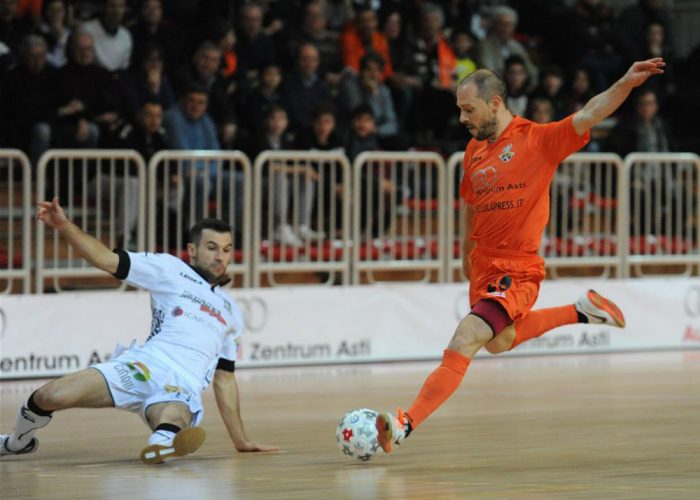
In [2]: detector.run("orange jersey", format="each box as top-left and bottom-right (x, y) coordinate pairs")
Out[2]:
(459, 115), (589, 254)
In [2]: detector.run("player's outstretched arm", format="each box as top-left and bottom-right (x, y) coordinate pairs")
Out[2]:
(37, 197), (119, 274)
(572, 58), (665, 136)
(213, 369), (279, 453)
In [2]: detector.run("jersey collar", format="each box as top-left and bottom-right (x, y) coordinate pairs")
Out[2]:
(188, 264), (232, 290)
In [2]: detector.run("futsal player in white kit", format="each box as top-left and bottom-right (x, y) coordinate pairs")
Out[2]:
(0, 197), (277, 464)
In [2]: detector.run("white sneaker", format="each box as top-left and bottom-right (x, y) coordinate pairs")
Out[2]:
(375, 409), (411, 454)
(0, 434), (39, 457)
(275, 223), (303, 247)
(298, 224), (325, 241)
(575, 289), (626, 327)
(140, 427), (206, 465)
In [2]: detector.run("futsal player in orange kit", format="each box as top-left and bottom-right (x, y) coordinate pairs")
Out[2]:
(376, 57), (665, 453)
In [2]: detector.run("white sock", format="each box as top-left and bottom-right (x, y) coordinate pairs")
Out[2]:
(148, 429), (177, 446)
(7, 405), (52, 451)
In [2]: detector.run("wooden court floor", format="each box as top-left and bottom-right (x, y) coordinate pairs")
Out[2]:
(1, 351), (699, 499)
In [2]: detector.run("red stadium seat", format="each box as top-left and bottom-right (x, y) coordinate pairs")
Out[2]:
(259, 241), (304, 261)
(307, 241), (347, 261)
(0, 251), (23, 268)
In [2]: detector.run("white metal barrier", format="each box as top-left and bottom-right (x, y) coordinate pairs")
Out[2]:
(253, 150), (351, 287)
(352, 151), (446, 283)
(624, 153), (700, 277)
(148, 150), (252, 288)
(0, 149), (32, 293)
(543, 153), (624, 278)
(35, 150), (146, 293)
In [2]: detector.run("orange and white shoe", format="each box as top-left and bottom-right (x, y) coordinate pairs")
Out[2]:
(575, 290), (626, 328)
(140, 427), (206, 465)
(375, 408), (411, 454)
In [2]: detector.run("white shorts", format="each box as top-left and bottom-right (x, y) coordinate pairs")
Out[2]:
(91, 346), (204, 426)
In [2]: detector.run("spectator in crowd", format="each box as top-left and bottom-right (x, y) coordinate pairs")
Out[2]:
(670, 42), (700, 153)
(563, 66), (594, 115)
(89, 82), (167, 251)
(81, 0), (132, 73)
(240, 63), (283, 134)
(527, 97), (554, 124)
(163, 83), (219, 152)
(163, 83), (222, 229)
(410, 2), (457, 144)
(294, 102), (343, 152)
(284, 0), (341, 84)
(236, 2), (276, 88)
(119, 44), (175, 122)
(477, 5), (537, 85)
(529, 65), (566, 120)
(106, 100), (166, 243)
(452, 29), (478, 83)
(345, 103), (379, 162)
(346, 103), (396, 239)
(55, 30), (120, 148)
(616, 0), (672, 64)
(0, 34), (60, 166)
(113, 99), (167, 163)
(129, 0), (181, 76)
(381, 8), (420, 134)
(504, 55), (530, 117)
(0, 0), (33, 71)
(207, 18), (237, 79)
(550, 0), (620, 92)
(338, 51), (398, 139)
(638, 22), (676, 101)
(295, 103), (345, 237)
(38, 0), (71, 68)
(340, 6), (393, 81)
(15, 0), (41, 23)
(605, 88), (675, 157)
(324, 0), (353, 33)
(281, 42), (332, 133)
(174, 41), (239, 149)
(606, 88), (679, 237)
(252, 104), (322, 247)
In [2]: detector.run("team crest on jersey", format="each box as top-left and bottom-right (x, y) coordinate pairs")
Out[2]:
(499, 144), (515, 162)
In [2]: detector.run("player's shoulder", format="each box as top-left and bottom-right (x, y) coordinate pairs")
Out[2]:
(130, 251), (187, 269)
(526, 114), (576, 134)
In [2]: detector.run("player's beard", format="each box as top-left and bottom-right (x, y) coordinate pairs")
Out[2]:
(471, 114), (497, 141)
(193, 260), (227, 284)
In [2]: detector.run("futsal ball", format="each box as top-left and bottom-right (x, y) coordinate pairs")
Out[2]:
(336, 408), (380, 461)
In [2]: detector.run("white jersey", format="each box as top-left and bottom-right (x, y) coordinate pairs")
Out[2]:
(120, 251), (242, 390)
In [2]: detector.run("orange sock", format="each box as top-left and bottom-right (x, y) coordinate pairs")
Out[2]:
(405, 349), (471, 429)
(510, 305), (579, 350)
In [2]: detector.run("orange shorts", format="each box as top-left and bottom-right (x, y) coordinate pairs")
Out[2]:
(469, 247), (546, 322)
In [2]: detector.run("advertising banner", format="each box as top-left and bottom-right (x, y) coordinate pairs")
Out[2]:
(1, 278), (698, 379)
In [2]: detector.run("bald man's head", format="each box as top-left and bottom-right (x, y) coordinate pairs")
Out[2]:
(456, 69), (511, 141)
(458, 69), (507, 104)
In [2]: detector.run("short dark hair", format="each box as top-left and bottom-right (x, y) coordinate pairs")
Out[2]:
(264, 103), (287, 119)
(351, 103), (375, 120)
(189, 219), (232, 245)
(360, 51), (385, 71)
(183, 81), (208, 98)
(311, 102), (336, 121)
(458, 69), (507, 103)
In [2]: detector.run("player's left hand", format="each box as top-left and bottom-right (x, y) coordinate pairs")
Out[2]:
(622, 57), (665, 88)
(236, 441), (280, 453)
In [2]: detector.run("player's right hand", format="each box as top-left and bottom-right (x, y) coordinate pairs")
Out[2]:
(236, 441), (280, 453)
(36, 196), (69, 230)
